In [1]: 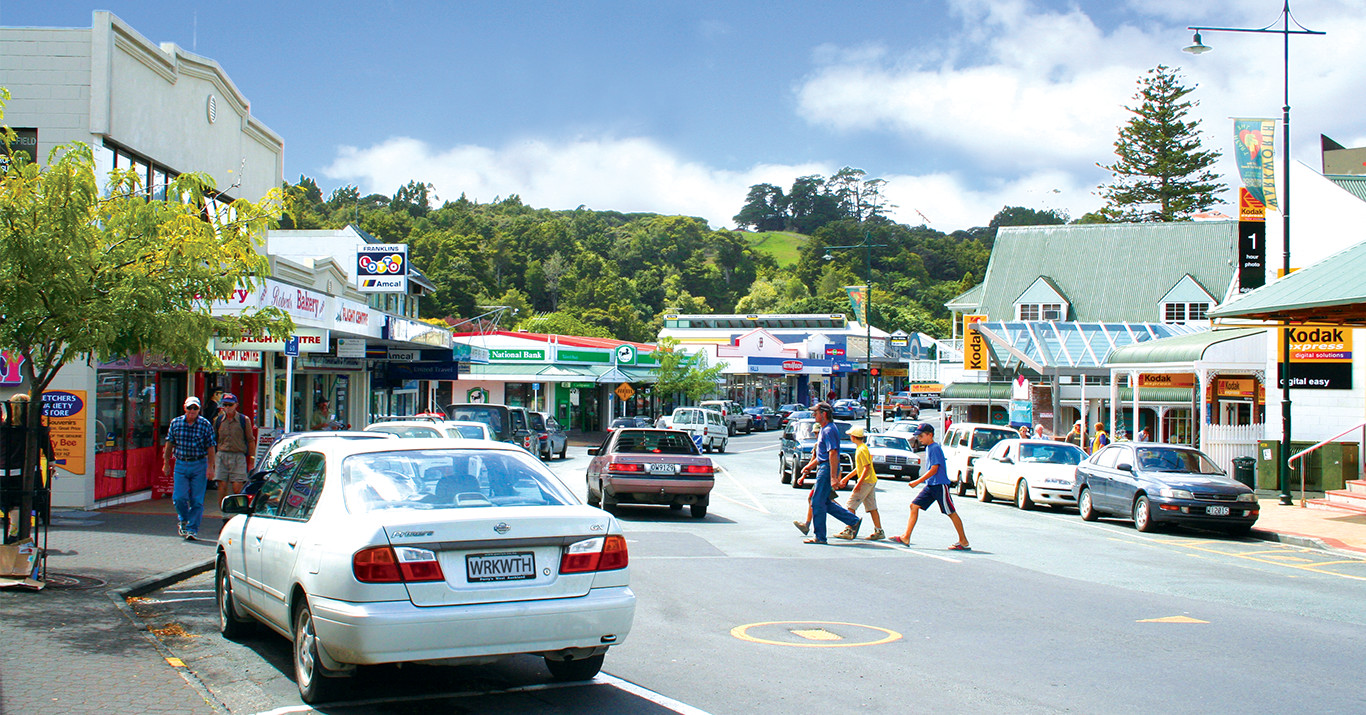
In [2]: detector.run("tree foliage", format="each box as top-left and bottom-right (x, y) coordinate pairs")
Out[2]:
(1097, 65), (1226, 222)
(651, 337), (725, 402)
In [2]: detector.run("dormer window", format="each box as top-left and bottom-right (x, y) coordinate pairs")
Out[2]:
(1163, 302), (1209, 324)
(1159, 275), (1216, 325)
(1018, 303), (1064, 321)
(1013, 277), (1069, 322)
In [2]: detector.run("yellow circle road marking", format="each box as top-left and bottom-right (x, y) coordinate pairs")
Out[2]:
(731, 621), (902, 648)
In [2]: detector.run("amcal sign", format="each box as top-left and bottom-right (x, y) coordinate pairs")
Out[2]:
(782, 360), (804, 372)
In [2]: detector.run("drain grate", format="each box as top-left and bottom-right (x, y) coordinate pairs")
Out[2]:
(42, 573), (108, 590)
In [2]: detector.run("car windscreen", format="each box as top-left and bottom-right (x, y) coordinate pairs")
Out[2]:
(342, 448), (576, 513)
(613, 430), (699, 455)
(972, 429), (1016, 451)
(367, 425), (441, 439)
(1020, 444), (1085, 465)
(447, 407), (505, 436)
(448, 424), (486, 439)
(1134, 447), (1223, 474)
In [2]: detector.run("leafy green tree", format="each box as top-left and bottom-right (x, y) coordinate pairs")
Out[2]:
(0, 122), (290, 538)
(651, 337), (725, 402)
(516, 311), (613, 338)
(1097, 65), (1225, 222)
(733, 183), (786, 231)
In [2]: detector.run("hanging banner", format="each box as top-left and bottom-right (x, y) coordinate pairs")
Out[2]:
(845, 285), (868, 325)
(963, 315), (988, 371)
(1278, 326), (1353, 390)
(1234, 118), (1278, 212)
(41, 390), (87, 476)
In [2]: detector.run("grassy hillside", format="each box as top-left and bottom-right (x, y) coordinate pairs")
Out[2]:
(736, 230), (807, 267)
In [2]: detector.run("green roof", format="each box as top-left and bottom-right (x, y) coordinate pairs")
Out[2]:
(945, 283), (983, 311)
(941, 382), (1013, 400)
(1209, 239), (1366, 323)
(1105, 328), (1264, 366)
(1328, 175), (1366, 204)
(974, 222), (1235, 321)
(1117, 387), (1193, 403)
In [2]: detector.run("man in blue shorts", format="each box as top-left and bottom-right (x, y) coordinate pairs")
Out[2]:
(891, 423), (970, 550)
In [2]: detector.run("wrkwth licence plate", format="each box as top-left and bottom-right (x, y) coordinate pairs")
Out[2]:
(1205, 506), (1231, 516)
(466, 552), (536, 582)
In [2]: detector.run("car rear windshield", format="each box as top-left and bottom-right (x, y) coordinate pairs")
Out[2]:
(1020, 444), (1085, 465)
(528, 413), (546, 430)
(446, 407), (505, 436)
(613, 430), (699, 454)
(366, 425), (441, 439)
(871, 435), (911, 451)
(795, 421), (853, 441)
(449, 424), (486, 439)
(341, 448), (576, 513)
(972, 429), (1016, 451)
(1135, 447), (1223, 474)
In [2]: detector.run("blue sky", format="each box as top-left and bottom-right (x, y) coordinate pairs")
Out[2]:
(6, 1), (1366, 230)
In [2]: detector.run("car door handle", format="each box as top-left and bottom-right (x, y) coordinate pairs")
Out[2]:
(254, 534), (263, 542)
(288, 540), (297, 548)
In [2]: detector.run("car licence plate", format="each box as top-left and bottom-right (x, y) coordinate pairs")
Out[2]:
(466, 552), (536, 582)
(1205, 506), (1231, 516)
(648, 463), (678, 475)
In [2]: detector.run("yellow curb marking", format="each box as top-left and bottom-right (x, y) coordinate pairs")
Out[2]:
(790, 628), (843, 641)
(1137, 616), (1209, 624)
(166, 657), (186, 667)
(731, 621), (901, 648)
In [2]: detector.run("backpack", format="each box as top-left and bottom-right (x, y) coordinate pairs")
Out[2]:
(214, 412), (250, 441)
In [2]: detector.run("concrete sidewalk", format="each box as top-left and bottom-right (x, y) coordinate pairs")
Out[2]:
(2, 485), (1362, 714)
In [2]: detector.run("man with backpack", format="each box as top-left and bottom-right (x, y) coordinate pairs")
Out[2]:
(214, 393), (255, 509)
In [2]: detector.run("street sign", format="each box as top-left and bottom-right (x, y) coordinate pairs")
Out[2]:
(963, 315), (987, 371)
(284, 337), (300, 357)
(614, 383), (635, 400)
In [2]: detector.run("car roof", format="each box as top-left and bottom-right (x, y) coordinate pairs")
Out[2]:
(303, 437), (526, 459)
(365, 421), (448, 429)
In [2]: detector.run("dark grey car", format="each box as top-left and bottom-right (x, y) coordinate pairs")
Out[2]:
(1074, 443), (1260, 535)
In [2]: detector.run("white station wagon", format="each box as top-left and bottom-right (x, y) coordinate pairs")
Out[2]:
(215, 438), (635, 703)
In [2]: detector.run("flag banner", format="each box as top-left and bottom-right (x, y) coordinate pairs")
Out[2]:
(1234, 119), (1278, 212)
(845, 285), (868, 325)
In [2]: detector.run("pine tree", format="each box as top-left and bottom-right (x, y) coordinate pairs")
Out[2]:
(1097, 65), (1225, 222)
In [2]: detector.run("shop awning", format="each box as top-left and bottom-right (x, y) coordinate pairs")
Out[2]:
(1105, 327), (1266, 366)
(1209, 239), (1366, 324)
(1117, 387), (1193, 403)
(972, 321), (1207, 372)
(941, 382), (1013, 401)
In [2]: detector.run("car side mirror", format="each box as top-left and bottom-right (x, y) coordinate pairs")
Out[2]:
(1116, 462), (1134, 472)
(221, 493), (253, 515)
(999, 456), (1013, 464)
(588, 447), (599, 456)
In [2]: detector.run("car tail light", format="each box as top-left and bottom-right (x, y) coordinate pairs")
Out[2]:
(560, 535), (629, 573)
(608, 461), (643, 473)
(353, 545), (445, 583)
(681, 464), (714, 475)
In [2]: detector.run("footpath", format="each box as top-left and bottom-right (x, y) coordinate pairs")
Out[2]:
(2, 473), (1362, 713)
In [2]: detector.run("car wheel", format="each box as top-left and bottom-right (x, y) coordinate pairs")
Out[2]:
(559, 442), (568, 459)
(690, 502), (707, 518)
(728, 423), (736, 437)
(744, 422), (753, 434)
(780, 456), (791, 484)
(1015, 480), (1032, 511)
(717, 439), (726, 454)
(1133, 495), (1157, 532)
(602, 491), (618, 513)
(545, 653), (605, 681)
(294, 600), (344, 704)
(955, 472), (969, 497)
(704, 439), (712, 453)
(586, 482), (600, 507)
(216, 555), (252, 640)
(1078, 487), (1098, 521)
(976, 475), (992, 502)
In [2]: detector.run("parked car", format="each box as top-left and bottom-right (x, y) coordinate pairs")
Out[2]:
(585, 428), (714, 518)
(831, 399), (867, 420)
(252, 431), (396, 473)
(612, 416), (654, 432)
(974, 439), (1087, 509)
(940, 422), (1019, 496)
(216, 439), (634, 703)
(881, 395), (919, 421)
(665, 407), (728, 453)
(778, 403), (806, 426)
(700, 399), (752, 435)
(1074, 443), (1259, 534)
(444, 403), (535, 451)
(364, 420), (484, 440)
(443, 420), (495, 441)
(533, 412), (569, 459)
(866, 433), (921, 480)
(744, 406), (783, 431)
(777, 418), (856, 488)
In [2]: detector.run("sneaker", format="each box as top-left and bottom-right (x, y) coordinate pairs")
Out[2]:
(865, 529), (885, 541)
(793, 520), (810, 536)
(184, 532), (197, 542)
(834, 525), (857, 540)
(176, 522), (186, 537)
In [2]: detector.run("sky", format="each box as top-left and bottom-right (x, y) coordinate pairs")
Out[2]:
(5, 0), (1366, 231)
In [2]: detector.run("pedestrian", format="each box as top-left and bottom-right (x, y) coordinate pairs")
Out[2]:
(1034, 424), (1049, 440)
(1018, 425), (1031, 439)
(835, 427), (884, 540)
(797, 402), (861, 544)
(1065, 421), (1085, 450)
(213, 393), (255, 509)
(163, 396), (216, 541)
(826, 388), (837, 403)
(891, 424), (970, 551)
(1091, 422), (1110, 453)
(204, 388), (223, 424)
(310, 398), (334, 431)
(1137, 426), (1151, 442)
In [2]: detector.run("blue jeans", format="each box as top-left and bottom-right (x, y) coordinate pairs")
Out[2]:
(172, 458), (208, 534)
(811, 463), (859, 542)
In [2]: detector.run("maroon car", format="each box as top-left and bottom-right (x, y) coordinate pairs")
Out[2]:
(585, 428), (714, 518)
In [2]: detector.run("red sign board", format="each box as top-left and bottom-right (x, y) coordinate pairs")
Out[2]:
(782, 360), (804, 372)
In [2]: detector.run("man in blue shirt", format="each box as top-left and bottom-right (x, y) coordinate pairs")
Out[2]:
(891, 424), (970, 550)
(798, 402), (861, 544)
(163, 396), (216, 541)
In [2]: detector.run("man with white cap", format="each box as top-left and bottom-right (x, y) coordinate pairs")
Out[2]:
(163, 396), (216, 540)
(835, 426), (885, 540)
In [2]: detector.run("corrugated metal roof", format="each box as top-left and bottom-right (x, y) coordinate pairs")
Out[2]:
(1328, 175), (1366, 203)
(1105, 327), (1265, 365)
(1117, 387), (1192, 402)
(941, 383), (1013, 400)
(977, 222), (1236, 321)
(974, 321), (1205, 370)
(945, 283), (983, 310)
(1208, 239), (1366, 323)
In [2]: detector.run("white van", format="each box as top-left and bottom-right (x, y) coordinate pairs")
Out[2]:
(940, 422), (1018, 496)
(666, 407), (729, 453)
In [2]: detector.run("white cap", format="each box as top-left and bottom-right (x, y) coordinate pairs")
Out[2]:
(184, 396), (201, 408)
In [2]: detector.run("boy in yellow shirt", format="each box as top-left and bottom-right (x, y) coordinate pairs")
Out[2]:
(835, 427), (885, 540)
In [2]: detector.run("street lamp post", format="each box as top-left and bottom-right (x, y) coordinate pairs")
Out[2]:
(825, 232), (887, 434)
(1184, 1), (1323, 506)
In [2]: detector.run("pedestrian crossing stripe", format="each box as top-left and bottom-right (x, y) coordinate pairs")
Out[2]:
(1137, 616), (1208, 623)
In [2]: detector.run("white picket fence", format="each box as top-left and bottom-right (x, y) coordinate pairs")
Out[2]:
(1201, 423), (1263, 476)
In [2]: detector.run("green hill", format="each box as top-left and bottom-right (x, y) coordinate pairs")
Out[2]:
(736, 230), (807, 267)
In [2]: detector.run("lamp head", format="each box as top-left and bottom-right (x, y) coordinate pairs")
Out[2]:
(1183, 32), (1212, 55)
(822, 253), (834, 261)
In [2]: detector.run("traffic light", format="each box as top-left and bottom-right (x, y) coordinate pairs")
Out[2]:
(870, 368), (880, 377)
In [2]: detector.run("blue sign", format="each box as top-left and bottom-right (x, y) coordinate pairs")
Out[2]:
(284, 337), (300, 357)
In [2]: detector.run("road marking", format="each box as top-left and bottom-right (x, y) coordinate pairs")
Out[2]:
(791, 628), (843, 641)
(165, 657), (186, 667)
(734, 445), (779, 454)
(596, 673), (715, 715)
(731, 621), (902, 648)
(711, 465), (770, 514)
(1137, 616), (1209, 624)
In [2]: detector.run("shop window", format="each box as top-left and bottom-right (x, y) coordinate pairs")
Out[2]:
(506, 383), (533, 409)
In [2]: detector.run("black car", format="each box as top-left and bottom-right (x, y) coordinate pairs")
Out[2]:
(744, 406), (783, 431)
(1074, 443), (1259, 535)
(778, 404), (805, 426)
(778, 419), (857, 489)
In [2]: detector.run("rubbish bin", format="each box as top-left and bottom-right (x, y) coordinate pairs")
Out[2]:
(1231, 456), (1256, 490)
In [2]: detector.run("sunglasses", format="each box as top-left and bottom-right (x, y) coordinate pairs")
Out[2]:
(186, 406), (200, 411)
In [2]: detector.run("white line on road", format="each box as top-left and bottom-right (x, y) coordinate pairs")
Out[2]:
(712, 465), (771, 514)
(596, 673), (715, 715)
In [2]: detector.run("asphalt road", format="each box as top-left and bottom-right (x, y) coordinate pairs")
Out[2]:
(133, 415), (1366, 714)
